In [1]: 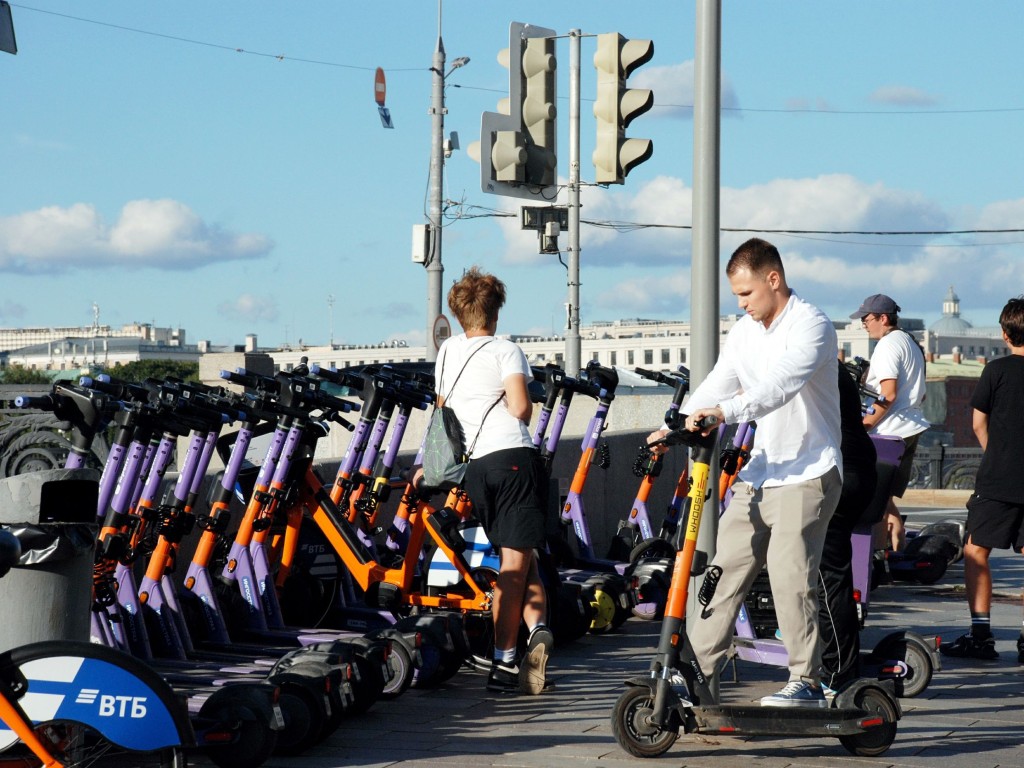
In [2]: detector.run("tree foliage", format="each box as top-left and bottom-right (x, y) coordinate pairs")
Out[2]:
(103, 359), (199, 384)
(1, 364), (52, 385)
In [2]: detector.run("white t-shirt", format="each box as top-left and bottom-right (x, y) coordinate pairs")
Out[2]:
(434, 333), (533, 459)
(866, 329), (929, 439)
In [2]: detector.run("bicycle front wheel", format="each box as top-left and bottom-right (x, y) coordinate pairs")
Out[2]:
(1, 722), (188, 767)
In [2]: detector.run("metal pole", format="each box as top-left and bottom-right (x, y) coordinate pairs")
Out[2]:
(425, 3), (446, 362)
(689, 0), (722, 661)
(565, 30), (582, 377)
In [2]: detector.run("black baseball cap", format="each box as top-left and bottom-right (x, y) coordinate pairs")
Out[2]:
(850, 294), (901, 319)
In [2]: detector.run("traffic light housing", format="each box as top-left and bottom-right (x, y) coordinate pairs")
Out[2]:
(521, 35), (557, 187)
(478, 22), (557, 200)
(593, 33), (654, 184)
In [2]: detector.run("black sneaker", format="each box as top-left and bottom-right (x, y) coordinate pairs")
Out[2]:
(1016, 636), (1024, 665)
(939, 632), (998, 660)
(487, 660), (520, 693)
(520, 626), (554, 695)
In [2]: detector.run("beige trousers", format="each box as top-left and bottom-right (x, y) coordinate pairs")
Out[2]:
(691, 466), (842, 683)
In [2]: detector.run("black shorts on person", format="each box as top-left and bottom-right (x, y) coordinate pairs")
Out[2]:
(966, 493), (1024, 551)
(463, 446), (548, 550)
(889, 433), (921, 498)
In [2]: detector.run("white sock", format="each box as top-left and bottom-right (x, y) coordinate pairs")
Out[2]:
(494, 647), (516, 664)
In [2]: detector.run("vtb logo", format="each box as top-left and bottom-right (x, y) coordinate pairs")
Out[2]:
(76, 689), (149, 718)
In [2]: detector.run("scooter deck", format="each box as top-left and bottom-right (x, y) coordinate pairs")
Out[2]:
(692, 702), (892, 738)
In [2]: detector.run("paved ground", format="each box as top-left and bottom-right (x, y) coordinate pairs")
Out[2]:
(195, 507), (1024, 768)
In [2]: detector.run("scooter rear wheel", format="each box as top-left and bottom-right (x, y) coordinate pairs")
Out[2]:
(381, 640), (413, 699)
(872, 635), (933, 698)
(837, 686), (899, 756)
(611, 686), (678, 758)
(197, 700), (277, 768)
(272, 682), (325, 755)
(628, 537), (675, 564)
(628, 538), (675, 621)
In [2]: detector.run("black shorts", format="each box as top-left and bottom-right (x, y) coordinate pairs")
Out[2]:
(463, 447), (548, 550)
(966, 493), (1024, 551)
(889, 433), (921, 498)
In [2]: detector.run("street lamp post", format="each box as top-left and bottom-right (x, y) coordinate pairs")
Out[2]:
(425, 2), (468, 362)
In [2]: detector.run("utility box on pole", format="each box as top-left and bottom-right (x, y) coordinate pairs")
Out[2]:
(411, 224), (430, 263)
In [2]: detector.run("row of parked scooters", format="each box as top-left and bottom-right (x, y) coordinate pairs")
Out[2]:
(0, 358), (965, 765)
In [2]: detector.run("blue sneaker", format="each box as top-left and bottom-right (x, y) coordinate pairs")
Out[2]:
(760, 680), (827, 708)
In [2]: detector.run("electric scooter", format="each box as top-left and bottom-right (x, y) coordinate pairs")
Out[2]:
(611, 419), (901, 758)
(728, 429), (940, 697)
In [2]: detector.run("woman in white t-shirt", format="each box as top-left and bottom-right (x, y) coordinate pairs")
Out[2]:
(433, 267), (552, 696)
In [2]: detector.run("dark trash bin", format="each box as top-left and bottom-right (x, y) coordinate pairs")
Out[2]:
(0, 468), (98, 653)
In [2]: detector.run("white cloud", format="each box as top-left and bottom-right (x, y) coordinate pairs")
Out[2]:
(217, 293), (279, 323)
(496, 172), (1021, 324)
(869, 85), (939, 107)
(14, 133), (71, 152)
(385, 327), (426, 348)
(0, 199), (273, 273)
(632, 61), (740, 119)
(592, 271), (691, 317)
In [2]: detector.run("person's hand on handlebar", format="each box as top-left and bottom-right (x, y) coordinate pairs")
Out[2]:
(646, 428), (670, 455)
(685, 407), (724, 436)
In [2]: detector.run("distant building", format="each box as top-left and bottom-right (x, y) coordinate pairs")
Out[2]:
(0, 303), (204, 373)
(1, 335), (201, 373)
(265, 314), (890, 377)
(0, 318), (188, 353)
(921, 286), (1008, 361)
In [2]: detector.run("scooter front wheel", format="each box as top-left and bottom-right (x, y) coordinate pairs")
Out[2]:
(837, 686), (899, 757)
(611, 686), (678, 758)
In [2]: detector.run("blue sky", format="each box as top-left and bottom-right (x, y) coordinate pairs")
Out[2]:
(2, 1), (1022, 348)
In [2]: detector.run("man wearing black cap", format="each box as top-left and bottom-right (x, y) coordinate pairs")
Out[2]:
(849, 294), (929, 550)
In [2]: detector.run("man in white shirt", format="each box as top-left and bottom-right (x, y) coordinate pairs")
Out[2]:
(849, 294), (929, 551)
(649, 238), (842, 708)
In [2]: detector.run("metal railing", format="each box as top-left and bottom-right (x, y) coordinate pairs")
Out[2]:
(911, 445), (981, 490)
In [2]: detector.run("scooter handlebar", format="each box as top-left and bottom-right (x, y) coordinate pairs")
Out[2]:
(649, 415), (720, 447)
(13, 394), (56, 411)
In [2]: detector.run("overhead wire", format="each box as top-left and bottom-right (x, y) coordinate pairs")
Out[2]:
(12, 2), (421, 71)
(16, 3), (1023, 252)
(14, 4), (1024, 116)
(445, 205), (1024, 248)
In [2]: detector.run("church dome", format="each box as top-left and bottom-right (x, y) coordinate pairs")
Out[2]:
(929, 285), (973, 335)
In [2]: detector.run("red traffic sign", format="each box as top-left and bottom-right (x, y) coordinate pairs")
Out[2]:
(374, 67), (387, 106)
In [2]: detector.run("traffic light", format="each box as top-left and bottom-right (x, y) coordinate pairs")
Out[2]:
(477, 22), (557, 200)
(491, 130), (527, 182)
(521, 35), (557, 188)
(593, 32), (654, 184)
